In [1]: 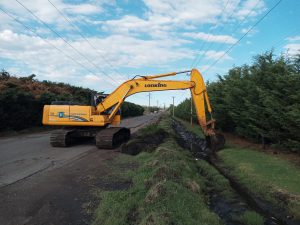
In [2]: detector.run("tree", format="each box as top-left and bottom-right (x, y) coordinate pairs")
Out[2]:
(176, 51), (300, 152)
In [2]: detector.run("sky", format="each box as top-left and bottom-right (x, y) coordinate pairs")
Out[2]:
(0, 0), (299, 107)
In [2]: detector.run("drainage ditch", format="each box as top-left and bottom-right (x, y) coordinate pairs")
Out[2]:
(172, 119), (282, 225)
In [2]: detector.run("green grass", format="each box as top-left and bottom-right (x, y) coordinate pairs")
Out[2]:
(176, 117), (300, 223)
(239, 211), (264, 225)
(219, 149), (300, 195)
(138, 124), (164, 136)
(92, 117), (222, 225)
(218, 148), (300, 219)
(196, 160), (235, 200)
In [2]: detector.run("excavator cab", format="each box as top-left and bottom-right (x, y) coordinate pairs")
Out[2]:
(91, 93), (108, 107)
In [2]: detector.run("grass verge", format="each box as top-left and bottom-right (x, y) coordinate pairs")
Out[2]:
(92, 117), (221, 225)
(175, 117), (300, 221)
(218, 148), (300, 220)
(196, 158), (264, 225)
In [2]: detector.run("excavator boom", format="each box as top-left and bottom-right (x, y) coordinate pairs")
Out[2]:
(42, 69), (225, 150)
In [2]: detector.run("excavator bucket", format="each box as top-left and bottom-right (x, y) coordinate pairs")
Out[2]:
(206, 132), (226, 152)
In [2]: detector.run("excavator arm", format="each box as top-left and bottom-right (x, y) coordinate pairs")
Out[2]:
(97, 69), (216, 137)
(43, 69), (225, 150)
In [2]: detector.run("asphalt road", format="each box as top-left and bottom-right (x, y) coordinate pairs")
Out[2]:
(0, 113), (160, 187)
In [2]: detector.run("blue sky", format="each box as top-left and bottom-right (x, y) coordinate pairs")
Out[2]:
(0, 0), (299, 107)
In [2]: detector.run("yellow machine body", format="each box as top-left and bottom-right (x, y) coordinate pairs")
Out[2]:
(43, 69), (222, 145)
(43, 105), (120, 126)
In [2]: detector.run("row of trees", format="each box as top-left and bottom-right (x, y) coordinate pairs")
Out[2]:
(0, 71), (144, 131)
(121, 102), (145, 118)
(175, 52), (300, 152)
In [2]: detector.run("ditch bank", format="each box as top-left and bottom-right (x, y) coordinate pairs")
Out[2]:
(93, 118), (223, 225)
(172, 119), (288, 225)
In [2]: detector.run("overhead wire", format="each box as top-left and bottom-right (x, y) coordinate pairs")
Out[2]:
(192, 0), (241, 68)
(0, 6), (116, 88)
(14, 0), (119, 87)
(202, 0), (283, 73)
(46, 0), (123, 81)
(270, 27), (300, 50)
(190, 0), (231, 68)
(45, 0), (150, 102)
(211, 0), (262, 58)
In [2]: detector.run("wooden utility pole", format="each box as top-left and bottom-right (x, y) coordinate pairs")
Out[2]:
(172, 96), (175, 117)
(148, 93), (151, 111)
(190, 97), (193, 126)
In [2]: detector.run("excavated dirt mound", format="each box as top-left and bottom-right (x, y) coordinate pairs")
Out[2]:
(121, 128), (167, 155)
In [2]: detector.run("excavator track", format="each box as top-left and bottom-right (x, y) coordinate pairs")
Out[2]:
(50, 129), (76, 147)
(96, 127), (130, 149)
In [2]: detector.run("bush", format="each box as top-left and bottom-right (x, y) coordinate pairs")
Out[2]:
(0, 89), (41, 130)
(121, 101), (144, 118)
(0, 71), (144, 131)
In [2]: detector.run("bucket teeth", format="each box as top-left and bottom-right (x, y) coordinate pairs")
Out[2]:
(209, 133), (226, 151)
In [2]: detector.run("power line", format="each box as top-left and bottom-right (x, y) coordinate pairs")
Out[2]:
(271, 27), (300, 50)
(0, 6), (116, 87)
(212, 0), (262, 57)
(46, 0), (149, 102)
(14, 0), (119, 87)
(46, 0), (123, 80)
(192, 0), (241, 68)
(203, 0), (283, 73)
(190, 0), (231, 68)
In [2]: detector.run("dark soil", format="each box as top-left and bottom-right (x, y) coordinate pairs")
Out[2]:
(121, 128), (167, 155)
(0, 149), (137, 225)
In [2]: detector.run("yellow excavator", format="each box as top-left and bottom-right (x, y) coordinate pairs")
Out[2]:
(42, 69), (225, 150)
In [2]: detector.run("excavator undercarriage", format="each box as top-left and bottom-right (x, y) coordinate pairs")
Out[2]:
(50, 127), (130, 149)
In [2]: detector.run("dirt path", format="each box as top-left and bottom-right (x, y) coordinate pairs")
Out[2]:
(0, 113), (161, 225)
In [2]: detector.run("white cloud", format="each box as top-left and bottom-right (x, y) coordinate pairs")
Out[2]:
(97, 0), (266, 52)
(184, 32), (237, 44)
(0, 0), (108, 25)
(0, 0), (268, 94)
(241, 27), (258, 36)
(204, 50), (232, 60)
(143, 0), (221, 24)
(99, 0), (232, 37)
(284, 43), (300, 56)
(284, 35), (300, 56)
(65, 4), (102, 15)
(236, 0), (266, 20)
(286, 36), (300, 42)
(0, 29), (193, 88)
(99, 15), (172, 35)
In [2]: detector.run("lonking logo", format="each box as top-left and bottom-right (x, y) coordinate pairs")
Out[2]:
(144, 83), (167, 88)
